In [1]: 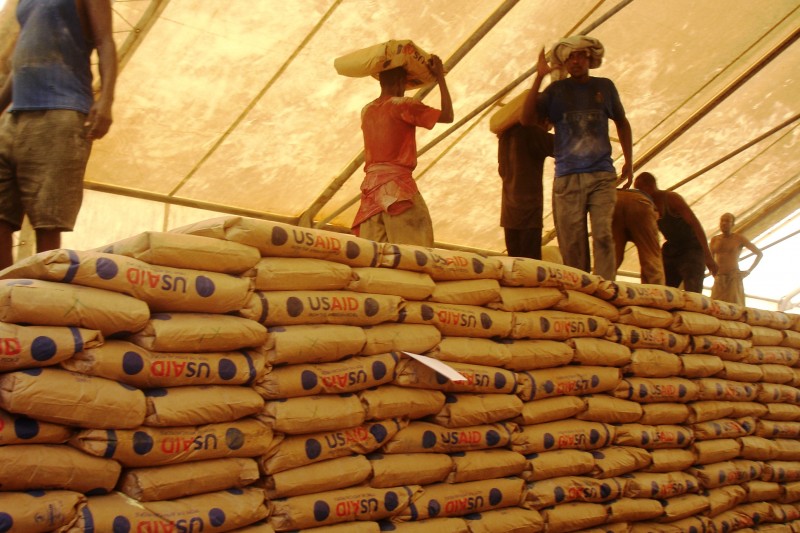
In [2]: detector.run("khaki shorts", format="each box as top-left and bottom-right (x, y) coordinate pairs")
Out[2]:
(0, 110), (92, 231)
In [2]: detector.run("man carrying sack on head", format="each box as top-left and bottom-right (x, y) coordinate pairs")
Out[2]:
(340, 42), (453, 246)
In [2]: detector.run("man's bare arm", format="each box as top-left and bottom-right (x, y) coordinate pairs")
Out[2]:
(84, 0), (117, 140)
(428, 55), (453, 124)
(739, 234), (763, 276)
(521, 48), (550, 127)
(670, 192), (718, 275)
(0, 74), (11, 113)
(614, 116), (633, 189)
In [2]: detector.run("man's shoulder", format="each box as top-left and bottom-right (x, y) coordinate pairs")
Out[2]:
(390, 96), (424, 106)
(588, 77), (619, 92)
(590, 76), (616, 83)
(364, 96), (414, 107)
(551, 76), (617, 91)
(730, 232), (752, 245)
(665, 190), (686, 203)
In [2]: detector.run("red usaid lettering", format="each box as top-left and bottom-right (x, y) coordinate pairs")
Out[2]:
(127, 267), (161, 288)
(126, 268), (187, 293)
(653, 430), (676, 443)
(136, 520), (176, 533)
(160, 434), (218, 454)
(444, 495), (484, 513)
(0, 338), (21, 355)
(321, 370), (368, 389)
(430, 252), (468, 268)
(151, 360), (212, 379)
(313, 234), (341, 252)
(557, 432), (586, 448)
(436, 310), (478, 328)
(442, 430), (482, 444)
(291, 229), (342, 252)
(160, 436), (196, 454)
(151, 360), (187, 377)
(552, 319), (586, 335)
(308, 296), (360, 312)
(335, 498), (379, 517)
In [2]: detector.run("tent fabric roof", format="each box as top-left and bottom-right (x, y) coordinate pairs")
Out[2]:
(1, 0), (798, 309)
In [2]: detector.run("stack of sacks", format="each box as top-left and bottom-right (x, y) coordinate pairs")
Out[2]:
(0, 232), (274, 531)
(3, 212), (800, 532)
(0, 279), (130, 532)
(172, 217), (543, 532)
(590, 281), (800, 532)
(499, 262), (639, 533)
(170, 216), (800, 532)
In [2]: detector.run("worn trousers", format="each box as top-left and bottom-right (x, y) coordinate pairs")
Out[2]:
(504, 227), (543, 259)
(552, 171), (617, 280)
(612, 192), (665, 285)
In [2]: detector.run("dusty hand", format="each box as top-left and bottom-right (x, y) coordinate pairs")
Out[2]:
(428, 55), (446, 78)
(705, 256), (719, 277)
(85, 100), (113, 141)
(536, 47), (552, 78)
(617, 162), (633, 189)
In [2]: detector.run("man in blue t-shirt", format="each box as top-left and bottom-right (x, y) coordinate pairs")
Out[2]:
(521, 36), (632, 281)
(0, 0), (117, 269)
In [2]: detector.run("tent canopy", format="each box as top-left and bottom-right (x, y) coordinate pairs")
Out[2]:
(1, 0), (798, 309)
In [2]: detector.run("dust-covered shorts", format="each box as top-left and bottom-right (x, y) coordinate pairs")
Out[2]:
(358, 192), (434, 247)
(0, 109), (92, 231)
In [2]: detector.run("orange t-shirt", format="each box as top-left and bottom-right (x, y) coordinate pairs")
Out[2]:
(352, 96), (440, 233)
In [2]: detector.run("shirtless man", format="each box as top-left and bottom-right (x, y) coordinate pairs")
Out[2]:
(709, 212), (763, 304)
(634, 172), (717, 293)
(612, 188), (665, 285)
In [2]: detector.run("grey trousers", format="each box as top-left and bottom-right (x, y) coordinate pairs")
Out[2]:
(552, 171), (617, 280)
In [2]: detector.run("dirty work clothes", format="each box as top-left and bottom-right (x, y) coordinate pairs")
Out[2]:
(613, 189), (665, 285)
(536, 76), (626, 178)
(352, 95), (440, 244)
(711, 271), (745, 305)
(663, 246), (705, 293)
(658, 202), (705, 293)
(0, 110), (91, 231)
(552, 171), (617, 280)
(504, 228), (542, 259)
(497, 123), (554, 259)
(2, 0), (96, 234)
(357, 191), (433, 247)
(12, 0), (94, 113)
(535, 74), (626, 280)
(498, 124), (554, 229)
